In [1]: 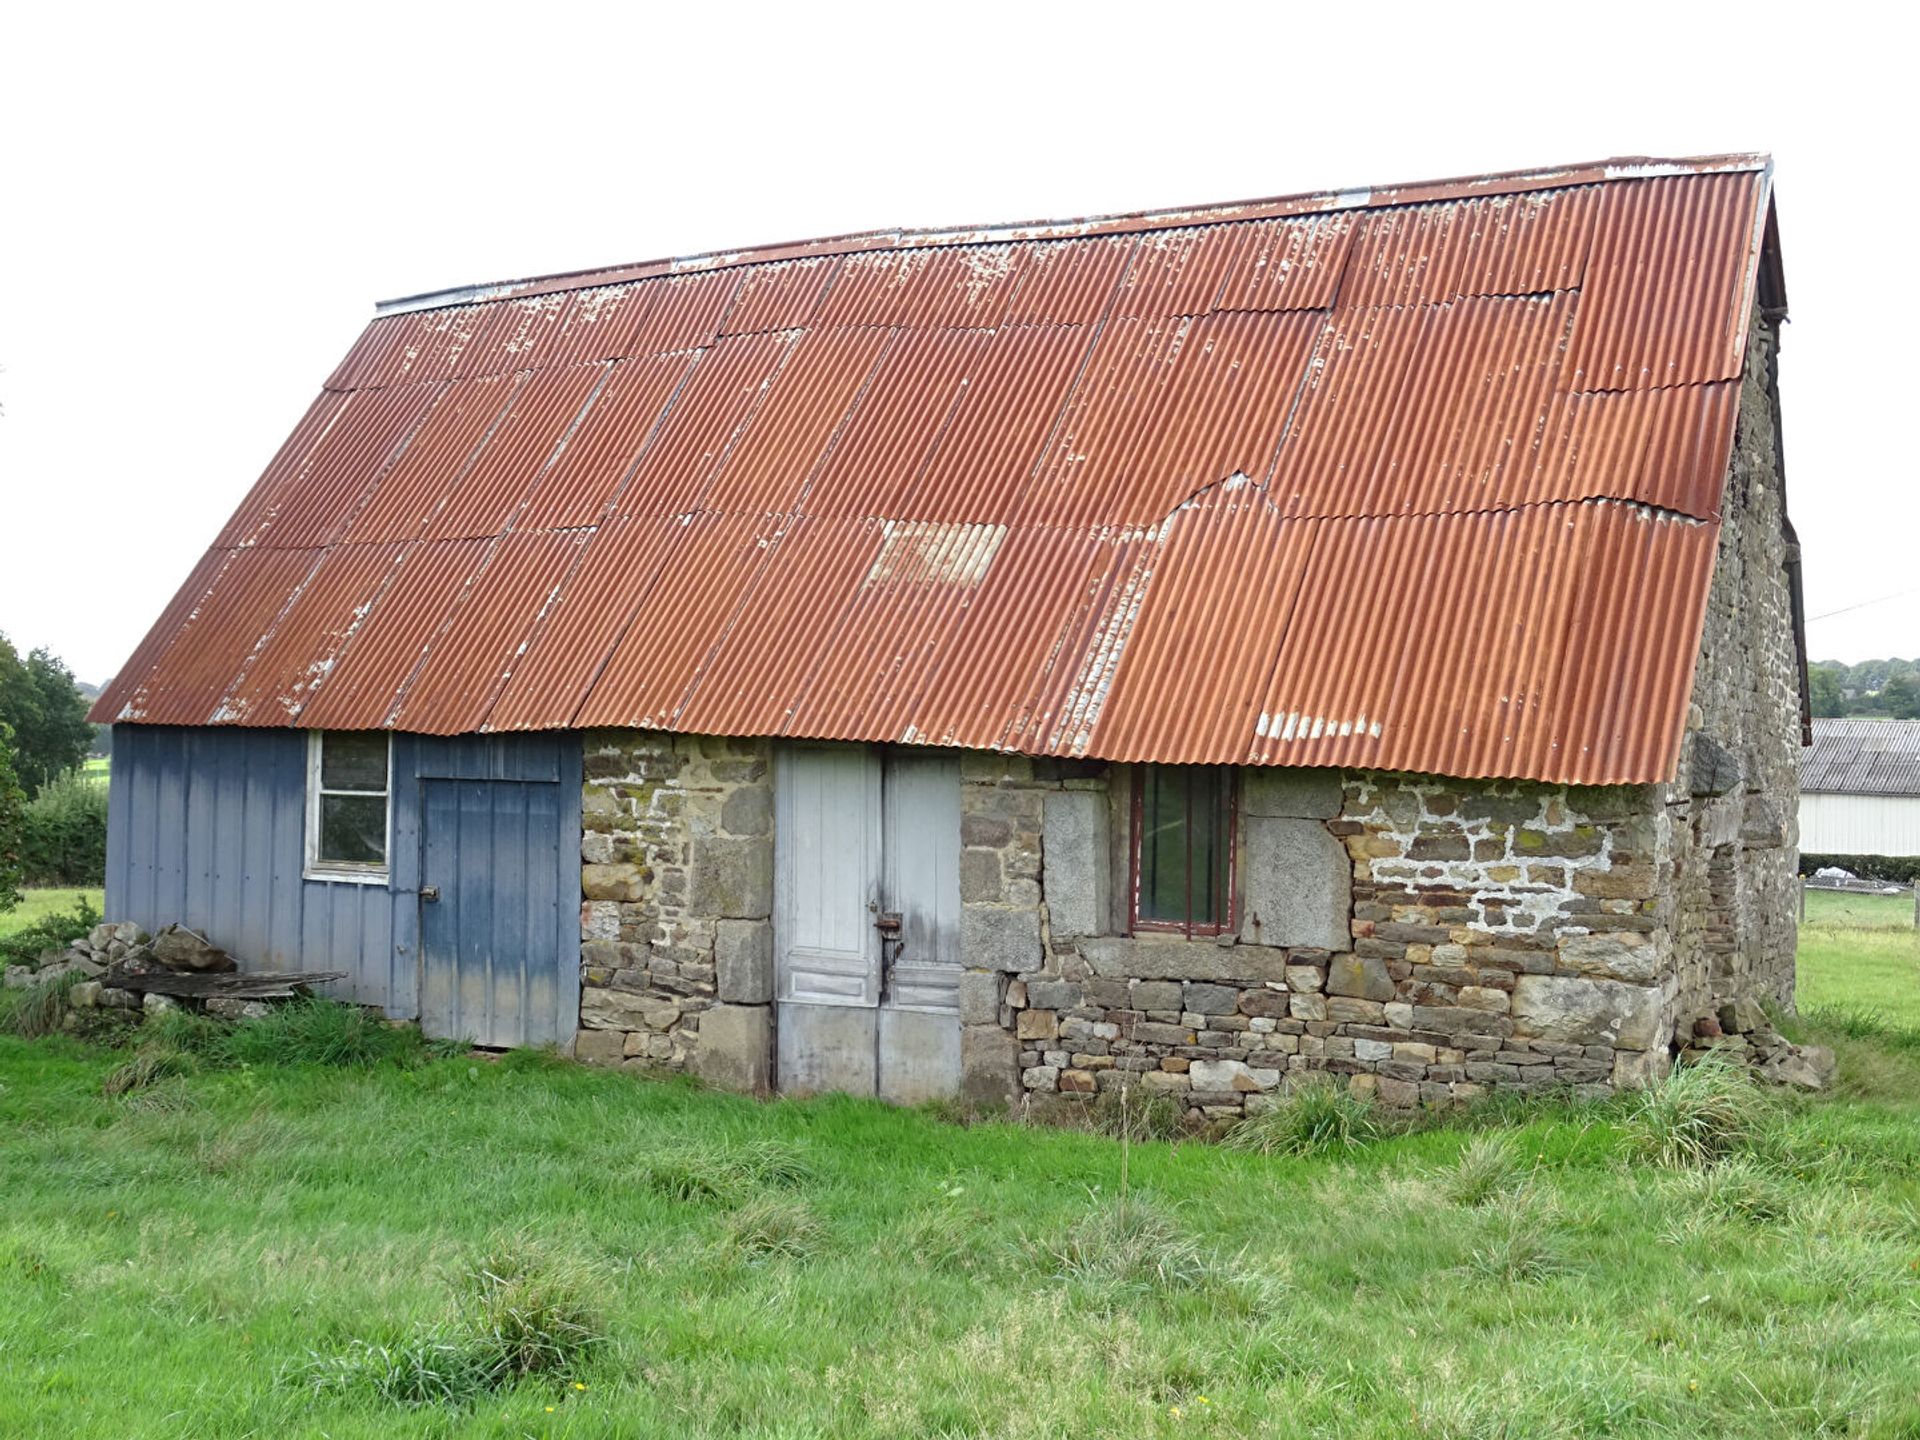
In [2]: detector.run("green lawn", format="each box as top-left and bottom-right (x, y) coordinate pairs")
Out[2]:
(0, 887), (104, 941)
(1, 1011), (1917, 1438)
(1798, 888), (1920, 1028)
(0, 892), (1916, 1437)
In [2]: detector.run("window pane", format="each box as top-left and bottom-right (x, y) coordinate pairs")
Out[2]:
(318, 794), (387, 866)
(320, 731), (387, 792)
(1136, 766), (1232, 930)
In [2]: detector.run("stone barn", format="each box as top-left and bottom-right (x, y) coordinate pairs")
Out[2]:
(93, 153), (1807, 1112)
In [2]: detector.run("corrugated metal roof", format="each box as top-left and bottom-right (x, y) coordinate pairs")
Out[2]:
(94, 154), (1783, 785)
(1802, 719), (1920, 797)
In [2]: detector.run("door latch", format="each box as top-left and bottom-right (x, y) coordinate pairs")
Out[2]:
(873, 911), (902, 934)
(420, 885), (440, 902)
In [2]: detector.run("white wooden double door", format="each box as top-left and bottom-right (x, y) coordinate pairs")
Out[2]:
(775, 743), (962, 1101)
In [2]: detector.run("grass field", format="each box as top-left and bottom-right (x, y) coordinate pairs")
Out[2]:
(1799, 888), (1920, 1028)
(0, 887), (103, 941)
(0, 893), (1915, 1437)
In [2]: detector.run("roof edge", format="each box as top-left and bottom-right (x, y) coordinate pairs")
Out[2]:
(374, 151), (1772, 318)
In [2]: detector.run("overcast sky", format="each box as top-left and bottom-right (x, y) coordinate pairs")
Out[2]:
(3, 2), (1911, 684)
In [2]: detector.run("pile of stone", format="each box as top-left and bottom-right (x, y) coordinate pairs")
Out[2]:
(1682, 995), (1835, 1091)
(4, 922), (279, 1019)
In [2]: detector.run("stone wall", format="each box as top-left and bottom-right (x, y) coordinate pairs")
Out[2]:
(1666, 309), (1802, 1022)
(956, 759), (1682, 1116)
(574, 731), (774, 1092)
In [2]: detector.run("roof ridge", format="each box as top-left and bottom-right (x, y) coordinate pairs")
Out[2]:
(375, 152), (1770, 318)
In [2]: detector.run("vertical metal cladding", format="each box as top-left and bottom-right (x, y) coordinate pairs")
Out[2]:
(95, 157), (1778, 786)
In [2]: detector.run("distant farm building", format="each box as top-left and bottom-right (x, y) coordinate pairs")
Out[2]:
(94, 153), (1806, 1110)
(1800, 719), (1920, 858)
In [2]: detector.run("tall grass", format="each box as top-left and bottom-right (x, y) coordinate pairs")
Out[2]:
(1624, 1053), (1769, 1168)
(1222, 1075), (1380, 1157)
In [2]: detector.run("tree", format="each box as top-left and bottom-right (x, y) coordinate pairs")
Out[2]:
(1881, 673), (1920, 721)
(0, 726), (24, 913)
(1808, 665), (1846, 718)
(0, 634), (94, 793)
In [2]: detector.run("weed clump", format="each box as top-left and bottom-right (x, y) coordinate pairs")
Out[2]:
(297, 1245), (605, 1409)
(1086, 1086), (1187, 1143)
(0, 969), (85, 1039)
(1626, 1053), (1769, 1169)
(632, 1139), (814, 1204)
(1440, 1133), (1528, 1208)
(1222, 1077), (1379, 1158)
(1043, 1200), (1224, 1297)
(722, 1194), (826, 1262)
(102, 1046), (197, 1097)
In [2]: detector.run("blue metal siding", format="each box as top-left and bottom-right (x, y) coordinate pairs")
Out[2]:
(105, 726), (582, 1033)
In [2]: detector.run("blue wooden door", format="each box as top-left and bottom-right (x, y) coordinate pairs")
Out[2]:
(420, 777), (567, 1049)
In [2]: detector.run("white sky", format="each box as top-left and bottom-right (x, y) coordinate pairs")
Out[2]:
(2, 1), (1913, 683)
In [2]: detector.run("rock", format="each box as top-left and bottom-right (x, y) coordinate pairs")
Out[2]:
(68, 981), (104, 1009)
(3, 966), (31, 989)
(142, 992), (181, 1015)
(1558, 931), (1664, 983)
(1762, 1044), (1835, 1092)
(87, 923), (119, 951)
(1511, 975), (1664, 1051)
(692, 1004), (772, 1095)
(112, 922), (150, 946)
(963, 907), (1043, 974)
(1693, 1014), (1723, 1038)
(204, 997), (274, 1020)
(1326, 952), (1395, 1002)
(149, 925), (236, 973)
(714, 920), (773, 1004)
(1190, 1059), (1279, 1093)
(1716, 996), (1767, 1035)
(581, 863), (647, 902)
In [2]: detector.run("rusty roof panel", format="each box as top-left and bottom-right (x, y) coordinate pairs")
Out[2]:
(255, 384), (447, 549)
(118, 548), (325, 726)
(1213, 213), (1357, 313)
(574, 512), (786, 730)
(216, 541), (407, 725)
(1247, 501), (1717, 781)
(389, 530), (590, 733)
(698, 327), (894, 515)
(802, 326), (992, 519)
(425, 364), (608, 540)
(1025, 309), (1324, 527)
(612, 332), (799, 519)
(908, 323), (1093, 522)
(1330, 292), (1578, 519)
(514, 352), (698, 531)
(485, 516), (688, 730)
(1002, 236), (1136, 325)
(1565, 171), (1764, 391)
(95, 548), (236, 722)
(342, 376), (521, 543)
(296, 538), (493, 731)
(217, 390), (355, 546)
(99, 156), (1781, 786)
(1339, 187), (1599, 308)
(1091, 500), (1315, 763)
(721, 257), (838, 337)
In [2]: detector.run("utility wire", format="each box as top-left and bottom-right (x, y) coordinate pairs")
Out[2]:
(1808, 587), (1920, 623)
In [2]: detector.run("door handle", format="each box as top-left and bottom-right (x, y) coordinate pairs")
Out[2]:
(420, 885), (441, 902)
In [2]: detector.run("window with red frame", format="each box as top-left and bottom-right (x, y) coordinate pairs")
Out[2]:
(1131, 765), (1235, 935)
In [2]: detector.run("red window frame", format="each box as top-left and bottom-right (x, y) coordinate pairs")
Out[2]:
(1129, 765), (1237, 938)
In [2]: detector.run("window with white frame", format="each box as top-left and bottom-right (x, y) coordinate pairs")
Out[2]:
(306, 731), (391, 881)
